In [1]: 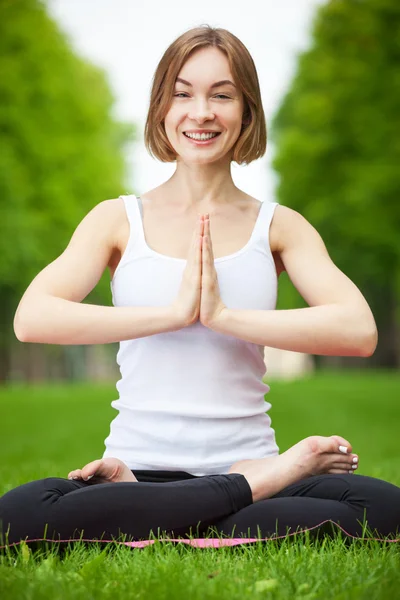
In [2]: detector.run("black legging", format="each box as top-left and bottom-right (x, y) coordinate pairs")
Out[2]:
(1, 470), (399, 547)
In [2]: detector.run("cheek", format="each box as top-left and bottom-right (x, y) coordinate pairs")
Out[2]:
(164, 106), (183, 130)
(221, 106), (244, 129)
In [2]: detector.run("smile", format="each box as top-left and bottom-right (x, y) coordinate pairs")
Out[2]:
(183, 132), (222, 145)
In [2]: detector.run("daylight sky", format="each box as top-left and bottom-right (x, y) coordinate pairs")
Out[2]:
(47, 0), (326, 202)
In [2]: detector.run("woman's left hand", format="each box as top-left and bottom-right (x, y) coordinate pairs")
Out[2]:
(200, 215), (227, 328)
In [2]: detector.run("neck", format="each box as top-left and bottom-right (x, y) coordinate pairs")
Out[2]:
(163, 158), (240, 211)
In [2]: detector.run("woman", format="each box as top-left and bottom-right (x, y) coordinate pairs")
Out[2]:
(1, 25), (399, 547)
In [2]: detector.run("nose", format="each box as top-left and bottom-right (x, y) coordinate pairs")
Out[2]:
(187, 98), (215, 124)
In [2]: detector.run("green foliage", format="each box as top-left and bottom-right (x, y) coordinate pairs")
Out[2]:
(0, 0), (134, 304)
(271, 0), (400, 314)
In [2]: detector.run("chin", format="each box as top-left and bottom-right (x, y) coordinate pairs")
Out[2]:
(177, 147), (232, 164)
(181, 156), (225, 166)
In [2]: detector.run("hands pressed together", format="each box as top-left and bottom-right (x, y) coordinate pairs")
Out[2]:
(171, 213), (227, 329)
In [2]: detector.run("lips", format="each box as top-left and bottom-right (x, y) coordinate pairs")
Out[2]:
(183, 132), (222, 138)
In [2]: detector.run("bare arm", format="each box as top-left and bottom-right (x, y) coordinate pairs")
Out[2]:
(211, 305), (375, 356)
(211, 206), (378, 357)
(14, 199), (181, 345)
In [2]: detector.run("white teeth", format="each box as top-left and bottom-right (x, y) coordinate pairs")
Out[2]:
(184, 132), (219, 140)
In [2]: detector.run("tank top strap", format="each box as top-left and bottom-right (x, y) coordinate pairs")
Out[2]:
(252, 201), (279, 253)
(137, 195), (144, 220)
(119, 194), (146, 248)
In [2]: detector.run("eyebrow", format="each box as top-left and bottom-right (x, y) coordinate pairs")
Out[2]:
(175, 77), (237, 89)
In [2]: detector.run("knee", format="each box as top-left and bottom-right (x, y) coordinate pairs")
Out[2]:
(351, 475), (400, 537)
(355, 474), (400, 509)
(0, 477), (78, 546)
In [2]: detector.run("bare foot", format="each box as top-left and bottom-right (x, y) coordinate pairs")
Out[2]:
(67, 457), (138, 484)
(228, 435), (359, 503)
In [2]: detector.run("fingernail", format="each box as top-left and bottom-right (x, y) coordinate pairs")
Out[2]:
(353, 457), (358, 463)
(84, 475), (94, 481)
(339, 445), (348, 454)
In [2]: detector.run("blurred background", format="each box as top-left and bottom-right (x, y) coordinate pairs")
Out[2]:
(1, 0), (399, 385)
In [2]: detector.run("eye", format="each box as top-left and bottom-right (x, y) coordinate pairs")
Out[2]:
(173, 93), (232, 99)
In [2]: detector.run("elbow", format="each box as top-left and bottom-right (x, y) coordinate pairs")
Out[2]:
(13, 309), (32, 343)
(14, 319), (28, 343)
(358, 328), (378, 358)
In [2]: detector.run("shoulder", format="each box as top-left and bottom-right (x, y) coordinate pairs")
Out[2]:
(84, 197), (128, 250)
(269, 204), (319, 254)
(89, 197), (125, 220)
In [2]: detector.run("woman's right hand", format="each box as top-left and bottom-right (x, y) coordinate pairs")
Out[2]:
(171, 215), (203, 327)
(67, 457), (138, 483)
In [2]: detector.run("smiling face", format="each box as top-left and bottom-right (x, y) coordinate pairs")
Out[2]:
(164, 46), (245, 165)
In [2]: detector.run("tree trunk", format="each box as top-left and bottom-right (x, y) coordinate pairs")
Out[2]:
(0, 285), (18, 384)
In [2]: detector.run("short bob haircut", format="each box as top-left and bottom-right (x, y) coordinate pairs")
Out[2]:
(144, 24), (267, 166)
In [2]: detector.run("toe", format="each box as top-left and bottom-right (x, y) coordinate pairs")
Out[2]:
(311, 435), (349, 455)
(330, 434), (353, 454)
(330, 461), (357, 471)
(328, 468), (354, 475)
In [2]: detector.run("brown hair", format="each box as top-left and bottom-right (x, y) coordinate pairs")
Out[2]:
(144, 24), (267, 165)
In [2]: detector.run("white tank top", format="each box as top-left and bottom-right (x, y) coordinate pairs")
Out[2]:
(103, 194), (280, 475)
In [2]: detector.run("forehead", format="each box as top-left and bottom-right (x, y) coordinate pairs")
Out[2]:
(177, 47), (233, 83)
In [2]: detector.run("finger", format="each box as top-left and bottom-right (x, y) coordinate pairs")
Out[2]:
(202, 229), (207, 265)
(195, 218), (202, 259)
(193, 216), (202, 245)
(81, 459), (103, 481)
(189, 218), (202, 265)
(202, 234), (211, 271)
(195, 218), (203, 271)
(205, 217), (215, 262)
(203, 216), (209, 242)
(68, 469), (83, 480)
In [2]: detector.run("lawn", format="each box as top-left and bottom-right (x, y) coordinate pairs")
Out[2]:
(0, 370), (399, 599)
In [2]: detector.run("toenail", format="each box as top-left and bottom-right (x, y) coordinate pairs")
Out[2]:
(353, 457), (358, 463)
(339, 446), (348, 454)
(348, 470), (353, 474)
(351, 464), (357, 469)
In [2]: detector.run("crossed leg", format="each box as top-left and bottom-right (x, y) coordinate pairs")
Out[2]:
(1, 471), (399, 547)
(210, 472), (400, 541)
(0, 473), (251, 546)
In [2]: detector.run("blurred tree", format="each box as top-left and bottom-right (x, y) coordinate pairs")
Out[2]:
(0, 0), (135, 382)
(271, 0), (400, 368)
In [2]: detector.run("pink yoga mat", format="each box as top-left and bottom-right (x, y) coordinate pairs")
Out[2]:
(1, 520), (399, 549)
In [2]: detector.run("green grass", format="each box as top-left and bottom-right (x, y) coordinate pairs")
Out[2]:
(0, 370), (399, 599)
